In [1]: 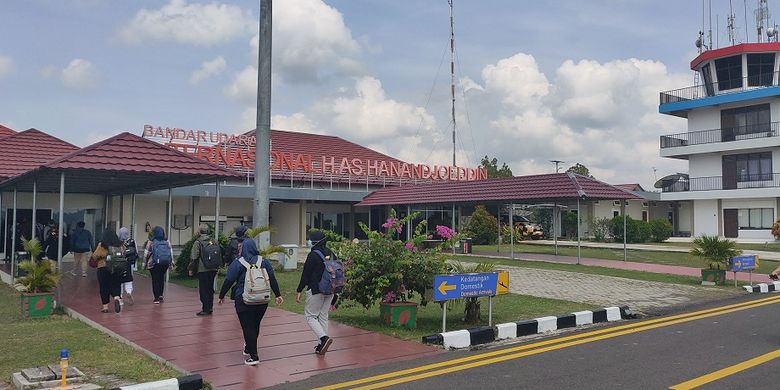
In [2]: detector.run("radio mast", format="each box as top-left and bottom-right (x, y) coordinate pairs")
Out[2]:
(449, 0), (456, 167)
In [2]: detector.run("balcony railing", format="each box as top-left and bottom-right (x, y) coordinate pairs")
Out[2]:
(660, 122), (780, 149)
(661, 173), (780, 192)
(660, 72), (780, 104)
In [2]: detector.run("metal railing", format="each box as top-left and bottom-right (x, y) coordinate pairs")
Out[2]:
(660, 121), (780, 149)
(661, 173), (780, 192)
(660, 72), (780, 104)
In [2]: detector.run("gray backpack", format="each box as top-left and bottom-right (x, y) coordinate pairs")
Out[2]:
(238, 257), (271, 305)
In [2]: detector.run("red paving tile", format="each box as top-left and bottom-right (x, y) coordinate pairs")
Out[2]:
(54, 265), (440, 388)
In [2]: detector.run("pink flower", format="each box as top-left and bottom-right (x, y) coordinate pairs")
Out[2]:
(405, 242), (415, 251)
(436, 225), (454, 240)
(383, 291), (396, 303)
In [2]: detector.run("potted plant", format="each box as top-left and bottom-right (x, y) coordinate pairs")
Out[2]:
(690, 235), (742, 286)
(15, 237), (61, 317)
(329, 210), (453, 329)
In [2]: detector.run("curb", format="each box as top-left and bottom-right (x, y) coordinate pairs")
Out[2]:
(109, 374), (202, 390)
(743, 282), (780, 293)
(422, 306), (635, 349)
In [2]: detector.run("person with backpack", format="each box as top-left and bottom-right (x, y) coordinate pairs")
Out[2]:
(295, 230), (343, 356)
(218, 238), (283, 366)
(189, 224), (221, 316)
(144, 226), (173, 304)
(94, 229), (123, 313)
(70, 221), (95, 277)
(223, 225), (248, 265)
(118, 227), (138, 305)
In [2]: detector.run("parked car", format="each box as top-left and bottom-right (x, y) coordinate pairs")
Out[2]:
(502, 215), (544, 240)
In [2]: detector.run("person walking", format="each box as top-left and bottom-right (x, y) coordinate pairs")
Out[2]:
(218, 239), (283, 365)
(118, 227), (138, 305)
(223, 225), (248, 265)
(296, 231), (339, 356)
(70, 221), (94, 277)
(189, 224), (220, 316)
(93, 230), (123, 313)
(44, 224), (69, 261)
(144, 226), (173, 304)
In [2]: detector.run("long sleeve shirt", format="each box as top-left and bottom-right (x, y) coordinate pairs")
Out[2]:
(219, 256), (281, 301)
(297, 246), (338, 305)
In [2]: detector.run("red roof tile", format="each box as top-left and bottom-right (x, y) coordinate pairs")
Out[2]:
(269, 129), (404, 165)
(0, 128), (78, 179)
(46, 132), (243, 177)
(0, 124), (16, 139)
(357, 173), (640, 206)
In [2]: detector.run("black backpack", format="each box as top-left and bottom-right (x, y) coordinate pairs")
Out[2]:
(200, 240), (222, 269)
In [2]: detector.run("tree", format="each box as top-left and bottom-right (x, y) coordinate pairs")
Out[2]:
(465, 205), (498, 244)
(566, 163), (592, 177)
(480, 155), (513, 178)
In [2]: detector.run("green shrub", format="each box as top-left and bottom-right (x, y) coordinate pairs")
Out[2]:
(532, 208), (553, 239)
(610, 216), (651, 243)
(648, 219), (673, 242)
(691, 235), (742, 270)
(590, 217), (612, 242)
(465, 205), (498, 245)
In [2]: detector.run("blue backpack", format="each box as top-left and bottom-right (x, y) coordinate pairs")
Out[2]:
(313, 249), (345, 295)
(151, 240), (172, 266)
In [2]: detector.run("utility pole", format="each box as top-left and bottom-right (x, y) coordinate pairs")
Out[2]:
(550, 160), (564, 173)
(254, 0), (271, 242)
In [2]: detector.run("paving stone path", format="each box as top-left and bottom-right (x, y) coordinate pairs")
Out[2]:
(460, 262), (741, 315)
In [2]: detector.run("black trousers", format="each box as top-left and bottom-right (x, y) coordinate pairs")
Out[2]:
(198, 270), (217, 312)
(236, 301), (269, 359)
(97, 268), (121, 305)
(150, 265), (167, 300)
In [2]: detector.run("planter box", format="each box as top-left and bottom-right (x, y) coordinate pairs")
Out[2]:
(380, 302), (418, 329)
(701, 269), (726, 286)
(20, 292), (55, 318)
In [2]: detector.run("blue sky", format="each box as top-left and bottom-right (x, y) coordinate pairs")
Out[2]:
(0, 0), (765, 188)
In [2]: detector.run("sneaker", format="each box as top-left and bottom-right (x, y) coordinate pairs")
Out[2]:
(244, 357), (259, 366)
(114, 299), (121, 313)
(314, 343), (322, 354)
(153, 300), (161, 304)
(243, 343), (249, 356)
(82, 273), (87, 277)
(158, 297), (164, 303)
(126, 294), (134, 305)
(119, 300), (125, 306)
(317, 336), (333, 356)
(196, 311), (212, 316)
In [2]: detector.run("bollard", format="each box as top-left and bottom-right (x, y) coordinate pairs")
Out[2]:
(60, 348), (69, 388)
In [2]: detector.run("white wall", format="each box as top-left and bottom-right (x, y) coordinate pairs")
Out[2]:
(693, 199), (719, 236)
(689, 154), (722, 177)
(687, 106), (720, 132)
(270, 202), (301, 245)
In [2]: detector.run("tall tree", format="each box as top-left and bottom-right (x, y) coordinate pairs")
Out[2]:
(566, 163), (592, 177)
(480, 155), (513, 178)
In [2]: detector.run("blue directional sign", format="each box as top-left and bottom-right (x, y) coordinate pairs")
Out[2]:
(434, 272), (499, 301)
(731, 255), (759, 272)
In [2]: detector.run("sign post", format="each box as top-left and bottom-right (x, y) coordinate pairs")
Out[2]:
(730, 255), (759, 286)
(434, 271), (509, 332)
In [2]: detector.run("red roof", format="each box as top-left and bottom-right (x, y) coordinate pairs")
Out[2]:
(690, 42), (780, 69)
(269, 129), (404, 165)
(0, 124), (16, 139)
(0, 128), (78, 179)
(357, 173), (640, 206)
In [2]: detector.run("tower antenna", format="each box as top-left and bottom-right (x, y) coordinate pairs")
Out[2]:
(728, 0), (737, 45)
(449, 0), (456, 167)
(756, 0), (771, 42)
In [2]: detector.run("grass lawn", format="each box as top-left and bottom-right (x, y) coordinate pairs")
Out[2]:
(473, 244), (780, 275)
(159, 265), (598, 342)
(0, 283), (180, 388)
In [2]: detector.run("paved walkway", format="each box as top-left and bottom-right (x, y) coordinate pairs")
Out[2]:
(521, 239), (780, 261)
(45, 265), (439, 389)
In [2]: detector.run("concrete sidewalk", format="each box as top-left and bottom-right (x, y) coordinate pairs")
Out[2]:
(519, 239), (780, 261)
(469, 249), (772, 284)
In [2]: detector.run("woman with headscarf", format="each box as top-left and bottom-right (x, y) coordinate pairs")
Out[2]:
(218, 239), (283, 365)
(118, 227), (138, 305)
(94, 227), (123, 313)
(144, 226), (173, 304)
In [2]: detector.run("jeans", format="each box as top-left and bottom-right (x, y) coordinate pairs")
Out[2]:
(236, 301), (268, 359)
(150, 265), (167, 301)
(198, 270), (217, 312)
(73, 251), (91, 274)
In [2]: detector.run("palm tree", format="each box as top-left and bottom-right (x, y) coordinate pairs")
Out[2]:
(690, 235), (742, 270)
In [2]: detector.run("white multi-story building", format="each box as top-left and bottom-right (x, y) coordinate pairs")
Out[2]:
(658, 42), (780, 241)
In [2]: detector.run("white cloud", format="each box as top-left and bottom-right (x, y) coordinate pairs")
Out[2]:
(224, 65), (257, 104)
(248, 0), (364, 83)
(118, 0), (253, 46)
(190, 56), (226, 84)
(0, 56), (14, 79)
(61, 59), (97, 89)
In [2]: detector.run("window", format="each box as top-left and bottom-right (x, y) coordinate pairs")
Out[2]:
(729, 152), (773, 181)
(720, 104), (770, 137)
(642, 211), (648, 221)
(613, 201), (620, 206)
(613, 210), (620, 218)
(738, 208), (774, 229)
(642, 202), (649, 208)
(747, 53), (775, 86)
(715, 55), (743, 90)
(701, 63), (715, 95)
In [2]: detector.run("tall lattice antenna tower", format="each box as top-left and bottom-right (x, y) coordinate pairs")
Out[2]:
(448, 0), (456, 167)
(728, 0), (737, 45)
(756, 0), (771, 42)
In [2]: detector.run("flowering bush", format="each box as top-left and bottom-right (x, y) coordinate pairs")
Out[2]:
(329, 209), (460, 310)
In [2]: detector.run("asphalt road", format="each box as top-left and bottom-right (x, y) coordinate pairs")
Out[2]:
(276, 293), (780, 390)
